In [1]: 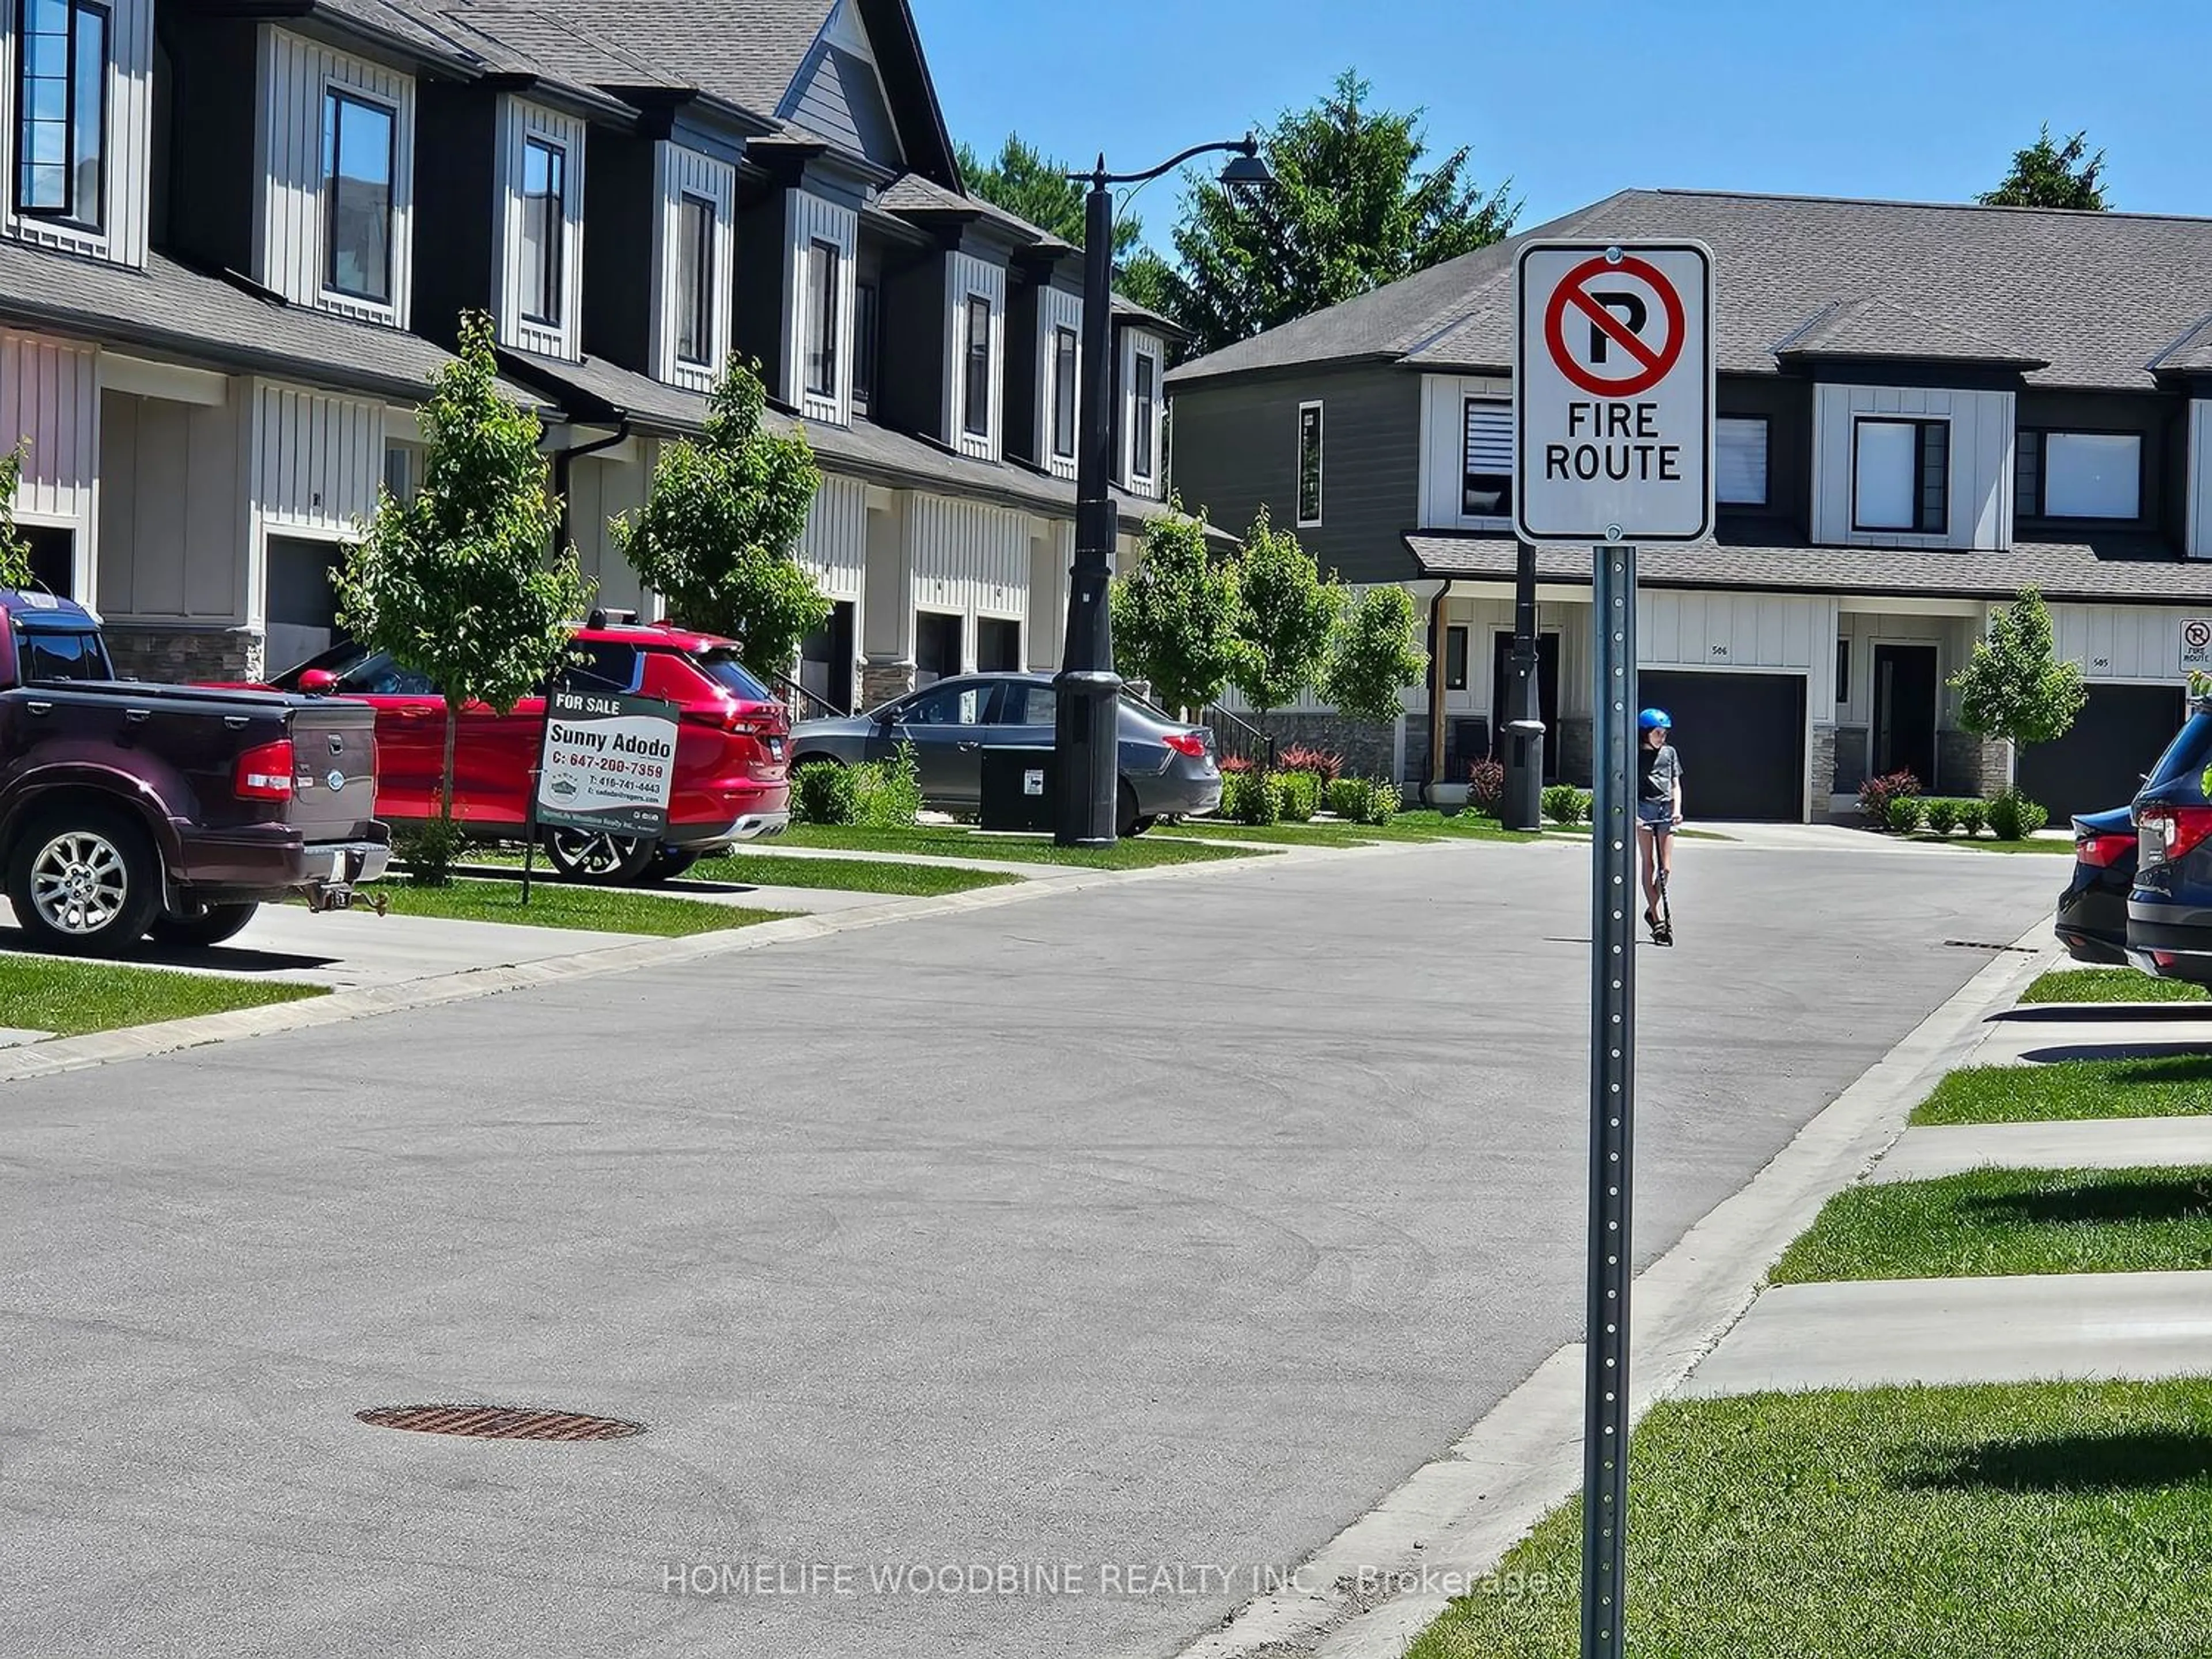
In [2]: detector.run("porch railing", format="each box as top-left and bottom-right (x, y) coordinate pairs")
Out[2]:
(772, 669), (844, 727)
(1201, 702), (1278, 771)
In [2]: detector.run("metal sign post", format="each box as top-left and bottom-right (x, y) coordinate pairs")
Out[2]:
(1511, 238), (1714, 1659)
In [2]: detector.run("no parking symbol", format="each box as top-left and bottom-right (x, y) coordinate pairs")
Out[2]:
(2182, 618), (2212, 670)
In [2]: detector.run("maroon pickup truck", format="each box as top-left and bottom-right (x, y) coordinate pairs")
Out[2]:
(0, 589), (388, 956)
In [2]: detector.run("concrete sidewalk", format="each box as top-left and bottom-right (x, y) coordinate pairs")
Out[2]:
(1874, 1116), (2212, 1181)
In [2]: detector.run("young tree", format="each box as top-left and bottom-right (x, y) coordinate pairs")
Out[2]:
(615, 361), (829, 676)
(1320, 583), (1427, 726)
(1978, 126), (2108, 210)
(333, 312), (589, 846)
(957, 134), (1144, 264)
(1950, 586), (2087, 763)
(1230, 508), (1340, 717)
(1153, 70), (1518, 357)
(1109, 505), (1247, 717)
(0, 440), (34, 590)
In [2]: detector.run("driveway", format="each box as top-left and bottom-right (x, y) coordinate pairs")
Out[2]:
(0, 836), (2059, 1658)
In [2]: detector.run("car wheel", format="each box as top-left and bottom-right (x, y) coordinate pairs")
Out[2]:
(147, 902), (260, 949)
(7, 806), (162, 956)
(540, 828), (658, 885)
(644, 849), (700, 883)
(1116, 782), (1140, 840)
(1130, 816), (1157, 836)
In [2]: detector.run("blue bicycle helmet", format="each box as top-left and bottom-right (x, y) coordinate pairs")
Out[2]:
(1638, 707), (1672, 732)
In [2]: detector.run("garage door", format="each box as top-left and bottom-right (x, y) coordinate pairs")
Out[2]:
(2017, 684), (2187, 819)
(1637, 671), (1807, 822)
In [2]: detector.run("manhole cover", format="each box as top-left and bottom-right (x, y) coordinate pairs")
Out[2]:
(355, 1404), (645, 1441)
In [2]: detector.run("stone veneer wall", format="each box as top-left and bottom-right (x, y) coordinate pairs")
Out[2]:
(1831, 726), (1870, 794)
(1938, 730), (2014, 800)
(103, 624), (263, 684)
(1808, 725), (1838, 821)
(1233, 713), (1398, 783)
(859, 661), (916, 710)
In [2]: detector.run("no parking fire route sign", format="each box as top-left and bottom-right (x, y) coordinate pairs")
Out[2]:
(1513, 241), (1715, 545)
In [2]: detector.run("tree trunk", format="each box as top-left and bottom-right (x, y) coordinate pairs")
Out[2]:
(440, 699), (459, 824)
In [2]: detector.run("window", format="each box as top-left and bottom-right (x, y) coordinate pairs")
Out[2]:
(1836, 638), (1850, 704)
(1132, 353), (1157, 480)
(1051, 325), (1079, 460)
(569, 640), (640, 692)
(2016, 429), (2142, 521)
(15, 623), (111, 681)
(854, 283), (879, 410)
(382, 443), (412, 502)
(676, 192), (715, 366)
(806, 238), (840, 399)
(903, 681), (988, 725)
(1852, 418), (1948, 534)
(1296, 401), (1324, 525)
(1717, 415), (1769, 507)
(519, 136), (565, 326)
(323, 89), (395, 302)
(14, 0), (105, 229)
(1445, 625), (1469, 692)
(995, 683), (1059, 725)
(962, 295), (992, 438)
(1464, 399), (1512, 517)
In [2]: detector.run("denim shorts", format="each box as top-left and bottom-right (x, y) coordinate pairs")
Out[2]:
(1637, 798), (1675, 833)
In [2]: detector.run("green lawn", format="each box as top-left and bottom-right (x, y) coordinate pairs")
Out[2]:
(371, 878), (785, 937)
(1909, 833), (2076, 854)
(776, 824), (1258, 869)
(0, 953), (324, 1036)
(688, 851), (1018, 896)
(1911, 1056), (2212, 1125)
(1768, 1165), (2212, 1282)
(2022, 967), (2207, 1005)
(1158, 819), (1392, 847)
(1402, 1379), (2212, 1659)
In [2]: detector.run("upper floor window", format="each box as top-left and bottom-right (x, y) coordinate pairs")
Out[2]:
(1132, 351), (1157, 480)
(1051, 326), (1078, 460)
(2017, 429), (2141, 521)
(806, 239), (840, 399)
(1464, 399), (1512, 517)
(16, 0), (107, 230)
(519, 136), (565, 327)
(962, 294), (991, 438)
(676, 192), (714, 366)
(854, 282), (878, 411)
(1716, 415), (1769, 507)
(1296, 401), (1323, 525)
(323, 89), (396, 304)
(1853, 416), (1948, 533)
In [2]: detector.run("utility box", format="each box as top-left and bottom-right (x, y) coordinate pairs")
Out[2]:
(980, 746), (1056, 832)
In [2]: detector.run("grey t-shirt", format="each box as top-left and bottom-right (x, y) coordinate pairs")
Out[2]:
(1639, 743), (1683, 804)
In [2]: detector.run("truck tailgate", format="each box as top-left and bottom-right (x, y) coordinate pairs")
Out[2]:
(286, 700), (381, 842)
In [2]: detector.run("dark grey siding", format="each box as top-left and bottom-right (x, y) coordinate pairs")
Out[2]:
(734, 191), (793, 393)
(409, 87), (495, 351)
(1718, 375), (1812, 534)
(786, 45), (901, 168)
(878, 250), (946, 440)
(582, 133), (655, 372)
(1170, 365), (1422, 585)
(2015, 388), (2186, 540)
(155, 12), (256, 274)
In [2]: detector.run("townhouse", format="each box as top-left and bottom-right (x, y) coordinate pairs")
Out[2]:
(0, 0), (1176, 704)
(1168, 189), (2212, 821)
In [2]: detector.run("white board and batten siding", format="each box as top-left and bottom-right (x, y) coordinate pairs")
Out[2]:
(2047, 603), (2211, 684)
(1810, 383), (2014, 551)
(651, 144), (737, 392)
(907, 495), (1028, 654)
(942, 252), (1005, 460)
(1418, 374), (1515, 529)
(798, 474), (868, 603)
(785, 191), (858, 425)
(1036, 286), (1081, 482)
(1119, 326), (1166, 497)
(99, 386), (245, 621)
(255, 27), (416, 326)
(495, 97), (587, 362)
(245, 380), (395, 629)
(567, 446), (654, 616)
(0, 332), (98, 527)
(0, 0), (154, 269)
(2188, 402), (2212, 560)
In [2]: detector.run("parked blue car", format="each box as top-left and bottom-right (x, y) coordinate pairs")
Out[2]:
(2056, 805), (2135, 965)
(2126, 699), (2212, 984)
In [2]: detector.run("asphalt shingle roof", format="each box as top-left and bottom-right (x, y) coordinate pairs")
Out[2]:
(527, 0), (832, 119)
(1774, 296), (2047, 367)
(1406, 525), (2212, 605)
(1172, 189), (2212, 393)
(430, 3), (684, 92)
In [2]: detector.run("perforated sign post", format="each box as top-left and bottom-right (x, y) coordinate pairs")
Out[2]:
(1513, 240), (1715, 1659)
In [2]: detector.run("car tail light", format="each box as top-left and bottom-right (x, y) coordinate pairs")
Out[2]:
(235, 738), (296, 800)
(2137, 805), (2212, 868)
(2075, 831), (2134, 869)
(1161, 732), (1207, 759)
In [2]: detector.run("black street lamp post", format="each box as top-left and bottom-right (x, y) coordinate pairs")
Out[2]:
(1054, 136), (1271, 846)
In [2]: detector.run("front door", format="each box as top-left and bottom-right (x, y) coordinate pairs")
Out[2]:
(1872, 643), (1939, 786)
(1492, 631), (1562, 783)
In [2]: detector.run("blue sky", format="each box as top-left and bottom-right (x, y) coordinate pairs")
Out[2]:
(911, 0), (2212, 249)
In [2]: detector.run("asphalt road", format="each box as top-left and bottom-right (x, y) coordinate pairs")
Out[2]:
(0, 834), (2060, 1659)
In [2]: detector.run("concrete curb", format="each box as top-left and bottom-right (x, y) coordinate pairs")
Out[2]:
(1172, 919), (2062, 1659)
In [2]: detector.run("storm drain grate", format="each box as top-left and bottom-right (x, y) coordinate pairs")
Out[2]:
(355, 1404), (646, 1441)
(1942, 939), (2041, 955)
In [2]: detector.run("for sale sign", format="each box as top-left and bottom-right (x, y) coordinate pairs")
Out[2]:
(534, 681), (680, 839)
(1513, 241), (1715, 545)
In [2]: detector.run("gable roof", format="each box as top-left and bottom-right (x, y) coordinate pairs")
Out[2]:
(1171, 189), (2212, 393)
(1772, 296), (2047, 368)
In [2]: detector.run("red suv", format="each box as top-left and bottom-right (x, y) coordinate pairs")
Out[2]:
(251, 615), (789, 882)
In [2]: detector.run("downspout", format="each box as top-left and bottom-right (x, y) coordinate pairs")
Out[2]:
(548, 418), (632, 553)
(1427, 584), (1448, 791)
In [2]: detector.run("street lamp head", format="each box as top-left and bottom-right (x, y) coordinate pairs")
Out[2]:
(1218, 138), (1272, 191)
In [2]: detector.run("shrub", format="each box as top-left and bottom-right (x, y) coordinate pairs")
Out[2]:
(1988, 787), (2051, 842)
(1219, 753), (1257, 775)
(1278, 744), (1344, 785)
(1542, 783), (1584, 826)
(1924, 798), (1960, 835)
(1225, 769), (1283, 825)
(1858, 770), (1921, 823)
(792, 760), (859, 826)
(1887, 794), (1927, 833)
(1274, 770), (1319, 822)
(1576, 787), (1595, 823)
(1327, 777), (1367, 819)
(1466, 755), (1506, 816)
(853, 741), (923, 829)
(1957, 798), (1990, 836)
(396, 817), (467, 888)
(1359, 781), (1402, 825)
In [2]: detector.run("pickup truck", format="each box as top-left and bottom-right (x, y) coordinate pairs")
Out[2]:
(0, 589), (389, 956)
